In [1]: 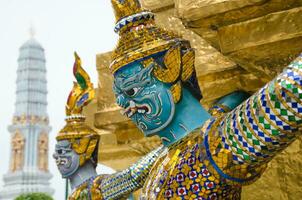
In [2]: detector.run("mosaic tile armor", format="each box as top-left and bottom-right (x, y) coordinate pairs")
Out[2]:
(141, 130), (243, 200)
(69, 146), (163, 200)
(140, 56), (302, 199)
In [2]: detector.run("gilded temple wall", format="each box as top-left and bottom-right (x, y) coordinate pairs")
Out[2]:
(89, 0), (302, 199)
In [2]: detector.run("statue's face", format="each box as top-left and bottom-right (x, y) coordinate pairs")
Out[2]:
(113, 61), (175, 136)
(53, 140), (80, 178)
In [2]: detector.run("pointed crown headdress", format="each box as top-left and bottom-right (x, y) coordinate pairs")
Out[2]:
(56, 53), (99, 166)
(110, 0), (199, 102)
(110, 0), (189, 74)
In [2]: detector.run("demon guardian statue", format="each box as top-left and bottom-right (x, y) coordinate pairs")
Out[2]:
(53, 53), (163, 200)
(108, 0), (302, 199)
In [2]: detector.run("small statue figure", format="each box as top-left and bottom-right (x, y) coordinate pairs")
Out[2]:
(38, 133), (49, 171)
(53, 53), (164, 200)
(109, 0), (302, 199)
(11, 131), (25, 172)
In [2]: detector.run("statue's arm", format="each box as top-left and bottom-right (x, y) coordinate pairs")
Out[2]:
(209, 91), (250, 116)
(97, 146), (164, 200)
(205, 54), (302, 184)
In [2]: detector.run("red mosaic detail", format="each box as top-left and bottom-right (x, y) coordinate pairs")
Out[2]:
(188, 157), (196, 165)
(189, 170), (198, 179)
(176, 173), (185, 182)
(191, 183), (200, 192)
(201, 168), (210, 177)
(205, 181), (215, 190)
(177, 187), (187, 196)
(164, 189), (173, 198)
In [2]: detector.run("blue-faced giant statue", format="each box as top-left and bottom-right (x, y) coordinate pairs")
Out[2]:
(53, 53), (163, 200)
(109, 0), (302, 199)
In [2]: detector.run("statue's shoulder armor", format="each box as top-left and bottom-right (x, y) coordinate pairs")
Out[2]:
(69, 183), (89, 200)
(69, 176), (104, 200)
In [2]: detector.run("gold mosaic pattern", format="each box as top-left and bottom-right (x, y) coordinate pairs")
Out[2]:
(170, 82), (182, 103)
(153, 45), (181, 83)
(58, 117), (99, 167)
(99, 147), (164, 200)
(141, 45), (192, 103)
(110, 25), (184, 73)
(204, 119), (267, 185)
(69, 176), (104, 200)
(110, 0), (198, 106)
(110, 0), (189, 74)
(141, 130), (243, 199)
(205, 55), (302, 186)
(181, 49), (195, 82)
(111, 0), (142, 23)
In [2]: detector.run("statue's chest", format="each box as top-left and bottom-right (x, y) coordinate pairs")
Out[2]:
(141, 136), (241, 200)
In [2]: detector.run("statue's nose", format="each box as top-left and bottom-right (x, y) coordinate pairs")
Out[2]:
(53, 153), (58, 160)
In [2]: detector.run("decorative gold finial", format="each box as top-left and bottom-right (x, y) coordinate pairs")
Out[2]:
(65, 52), (95, 118)
(111, 0), (142, 23)
(56, 53), (98, 166)
(57, 52), (96, 140)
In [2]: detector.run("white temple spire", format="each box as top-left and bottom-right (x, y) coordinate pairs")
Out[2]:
(0, 36), (54, 199)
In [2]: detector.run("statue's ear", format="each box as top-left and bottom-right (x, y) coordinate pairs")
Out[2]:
(153, 44), (182, 83)
(71, 137), (90, 154)
(181, 48), (195, 82)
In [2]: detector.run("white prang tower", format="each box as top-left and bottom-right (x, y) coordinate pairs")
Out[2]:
(0, 35), (54, 199)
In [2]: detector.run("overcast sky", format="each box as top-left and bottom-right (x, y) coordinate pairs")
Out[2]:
(0, 0), (118, 199)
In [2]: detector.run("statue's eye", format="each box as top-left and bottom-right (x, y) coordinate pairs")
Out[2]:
(57, 149), (67, 154)
(125, 87), (139, 97)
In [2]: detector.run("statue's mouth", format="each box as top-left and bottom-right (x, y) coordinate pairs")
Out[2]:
(56, 157), (68, 166)
(122, 101), (151, 118)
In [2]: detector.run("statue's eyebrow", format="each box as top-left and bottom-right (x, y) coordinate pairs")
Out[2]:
(121, 75), (139, 89)
(113, 83), (122, 94)
(56, 141), (70, 148)
(55, 144), (63, 149)
(117, 66), (153, 90)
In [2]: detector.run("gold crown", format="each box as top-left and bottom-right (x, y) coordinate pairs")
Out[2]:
(110, 0), (187, 73)
(57, 53), (99, 166)
(110, 0), (196, 103)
